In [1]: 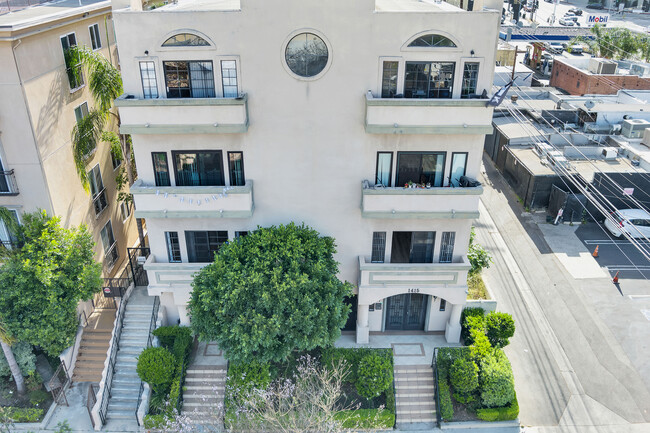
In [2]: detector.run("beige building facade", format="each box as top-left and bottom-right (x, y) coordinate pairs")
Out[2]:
(113, 0), (499, 344)
(0, 0), (139, 277)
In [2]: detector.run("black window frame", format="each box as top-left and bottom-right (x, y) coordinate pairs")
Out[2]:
(172, 150), (225, 187)
(61, 32), (84, 90)
(235, 231), (248, 239)
(404, 61), (455, 99)
(439, 231), (455, 263)
(140, 61), (159, 99)
(89, 23), (102, 50)
(396, 151), (446, 187)
(461, 62), (480, 98)
(152, 152), (171, 187)
(381, 61), (399, 98)
(165, 231), (182, 263)
(163, 60), (216, 98)
(228, 151), (245, 187)
(375, 152), (393, 187)
(371, 232), (387, 263)
(450, 152), (468, 187)
(185, 230), (228, 263)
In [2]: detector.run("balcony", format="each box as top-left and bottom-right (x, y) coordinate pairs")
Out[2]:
(357, 255), (470, 306)
(360, 182), (482, 219)
(364, 92), (494, 135)
(130, 179), (254, 219)
(0, 170), (19, 196)
(115, 93), (249, 134)
(144, 255), (206, 304)
(92, 188), (108, 217)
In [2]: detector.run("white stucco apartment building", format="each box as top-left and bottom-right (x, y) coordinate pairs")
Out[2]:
(113, 0), (499, 344)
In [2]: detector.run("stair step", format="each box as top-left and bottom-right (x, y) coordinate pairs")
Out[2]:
(182, 401), (222, 407)
(185, 385), (225, 391)
(395, 384), (435, 390)
(110, 394), (139, 403)
(108, 400), (138, 410)
(396, 392), (434, 398)
(397, 399), (435, 406)
(80, 340), (110, 348)
(106, 410), (135, 419)
(112, 384), (142, 393)
(185, 376), (225, 383)
(396, 408), (435, 415)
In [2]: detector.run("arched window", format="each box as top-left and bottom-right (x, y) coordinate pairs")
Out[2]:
(162, 33), (210, 47)
(408, 34), (456, 48)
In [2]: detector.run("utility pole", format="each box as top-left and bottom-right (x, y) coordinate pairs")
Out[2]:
(551, 0), (558, 25)
(512, 46), (518, 81)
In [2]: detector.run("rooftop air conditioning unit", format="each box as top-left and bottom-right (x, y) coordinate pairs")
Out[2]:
(630, 63), (650, 77)
(621, 119), (650, 139)
(588, 58), (618, 75)
(601, 147), (618, 160)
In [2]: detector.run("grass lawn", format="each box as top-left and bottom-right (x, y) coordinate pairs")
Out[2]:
(467, 273), (489, 300)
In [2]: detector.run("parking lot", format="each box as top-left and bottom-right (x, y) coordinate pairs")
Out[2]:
(575, 222), (650, 279)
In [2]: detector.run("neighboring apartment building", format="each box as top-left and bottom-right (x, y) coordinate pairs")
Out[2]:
(0, 0), (139, 278)
(113, 0), (499, 344)
(550, 57), (650, 96)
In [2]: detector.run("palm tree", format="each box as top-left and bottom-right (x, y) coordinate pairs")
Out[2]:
(570, 25), (618, 59)
(0, 323), (25, 395)
(69, 45), (145, 247)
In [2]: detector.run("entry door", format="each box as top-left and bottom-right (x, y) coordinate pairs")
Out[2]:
(385, 294), (427, 330)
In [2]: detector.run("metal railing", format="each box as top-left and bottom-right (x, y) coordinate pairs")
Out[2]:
(92, 188), (108, 217)
(0, 170), (19, 195)
(135, 295), (160, 425)
(0, 0), (50, 14)
(103, 242), (119, 272)
(97, 288), (129, 425)
(48, 360), (70, 406)
(432, 347), (442, 427)
(87, 384), (97, 429)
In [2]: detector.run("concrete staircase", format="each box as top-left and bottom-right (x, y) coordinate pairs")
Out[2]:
(72, 309), (116, 383)
(394, 365), (436, 427)
(181, 365), (226, 421)
(105, 289), (156, 422)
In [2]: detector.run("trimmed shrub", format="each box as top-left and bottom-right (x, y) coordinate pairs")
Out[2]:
(436, 347), (471, 381)
(334, 408), (395, 429)
(485, 312), (515, 348)
(438, 379), (454, 421)
(320, 347), (393, 384)
(171, 331), (193, 363)
(450, 357), (479, 402)
(227, 360), (271, 393)
(0, 342), (36, 378)
(0, 407), (44, 423)
(152, 326), (192, 351)
(480, 350), (515, 408)
(355, 353), (393, 399)
(476, 395), (519, 421)
(143, 414), (168, 429)
(463, 315), (485, 346)
(136, 346), (176, 392)
(470, 329), (493, 362)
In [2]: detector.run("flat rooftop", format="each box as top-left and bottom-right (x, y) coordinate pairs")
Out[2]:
(0, 0), (108, 29)
(155, 0), (461, 13)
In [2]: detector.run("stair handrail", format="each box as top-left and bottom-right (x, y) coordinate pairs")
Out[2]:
(97, 285), (129, 424)
(432, 347), (442, 428)
(135, 295), (160, 426)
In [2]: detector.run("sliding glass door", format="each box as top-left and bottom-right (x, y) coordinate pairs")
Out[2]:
(172, 151), (224, 186)
(396, 152), (445, 187)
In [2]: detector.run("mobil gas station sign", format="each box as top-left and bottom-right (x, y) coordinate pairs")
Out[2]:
(586, 13), (609, 27)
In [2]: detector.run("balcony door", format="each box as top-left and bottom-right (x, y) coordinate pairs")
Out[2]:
(172, 151), (224, 186)
(385, 294), (427, 331)
(391, 231), (435, 263)
(396, 152), (445, 187)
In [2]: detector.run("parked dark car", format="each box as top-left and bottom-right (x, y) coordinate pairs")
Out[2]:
(586, 3), (605, 9)
(568, 7), (583, 15)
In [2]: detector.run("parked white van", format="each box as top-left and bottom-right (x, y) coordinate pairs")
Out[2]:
(604, 209), (650, 239)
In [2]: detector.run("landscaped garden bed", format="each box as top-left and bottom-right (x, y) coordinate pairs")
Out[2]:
(139, 326), (193, 428)
(226, 347), (396, 430)
(435, 308), (518, 423)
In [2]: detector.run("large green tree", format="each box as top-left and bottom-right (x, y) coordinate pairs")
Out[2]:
(189, 223), (351, 363)
(0, 211), (102, 356)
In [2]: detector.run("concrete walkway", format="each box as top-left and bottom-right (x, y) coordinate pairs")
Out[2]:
(477, 156), (650, 432)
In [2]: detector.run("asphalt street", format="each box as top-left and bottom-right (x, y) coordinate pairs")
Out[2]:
(477, 155), (650, 432)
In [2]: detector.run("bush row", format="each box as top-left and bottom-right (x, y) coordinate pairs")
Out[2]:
(476, 395), (519, 421)
(438, 378), (453, 421)
(0, 407), (44, 423)
(461, 308), (515, 349)
(334, 408), (395, 429)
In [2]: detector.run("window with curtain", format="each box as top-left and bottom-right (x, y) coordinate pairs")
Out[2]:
(404, 62), (455, 99)
(173, 151), (224, 186)
(228, 152), (245, 186)
(140, 61), (159, 99)
(221, 60), (238, 97)
(185, 231), (228, 263)
(450, 153), (468, 187)
(381, 61), (399, 98)
(165, 231), (181, 262)
(152, 152), (171, 186)
(396, 152), (446, 187)
(163, 61), (215, 98)
(461, 62), (480, 98)
(375, 152), (393, 187)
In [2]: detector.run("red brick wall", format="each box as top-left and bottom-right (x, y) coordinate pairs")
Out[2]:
(549, 60), (650, 96)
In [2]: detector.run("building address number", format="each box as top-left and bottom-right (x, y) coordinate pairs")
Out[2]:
(407, 288), (420, 293)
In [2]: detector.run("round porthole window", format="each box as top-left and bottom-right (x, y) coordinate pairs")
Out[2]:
(284, 32), (329, 78)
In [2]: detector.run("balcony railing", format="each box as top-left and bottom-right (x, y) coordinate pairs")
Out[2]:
(360, 181), (482, 219)
(130, 179), (254, 219)
(92, 188), (108, 217)
(357, 255), (471, 306)
(0, 170), (19, 196)
(364, 92), (493, 135)
(103, 243), (119, 272)
(115, 93), (249, 134)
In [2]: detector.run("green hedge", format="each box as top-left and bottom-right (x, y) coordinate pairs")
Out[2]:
(355, 353), (393, 399)
(334, 408), (395, 429)
(438, 379), (454, 421)
(460, 307), (485, 344)
(436, 347), (471, 381)
(143, 414), (167, 429)
(476, 395), (519, 421)
(0, 407), (44, 423)
(321, 347), (392, 383)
